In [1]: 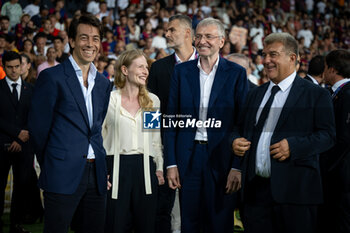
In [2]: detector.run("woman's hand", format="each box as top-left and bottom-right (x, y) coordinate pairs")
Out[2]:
(156, 170), (165, 185)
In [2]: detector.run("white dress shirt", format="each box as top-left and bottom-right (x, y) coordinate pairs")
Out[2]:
(255, 71), (296, 177)
(174, 47), (197, 64)
(331, 78), (350, 93)
(6, 77), (21, 100)
(194, 57), (220, 141)
(306, 74), (319, 85)
(69, 55), (96, 159)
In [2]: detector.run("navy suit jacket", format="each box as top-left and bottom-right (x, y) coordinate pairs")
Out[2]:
(28, 59), (111, 195)
(164, 57), (248, 187)
(148, 53), (176, 115)
(321, 82), (350, 192)
(233, 76), (336, 204)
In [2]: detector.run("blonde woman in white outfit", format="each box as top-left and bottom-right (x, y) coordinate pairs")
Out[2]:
(102, 49), (165, 233)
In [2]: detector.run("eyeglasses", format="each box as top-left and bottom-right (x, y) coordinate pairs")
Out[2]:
(194, 34), (221, 41)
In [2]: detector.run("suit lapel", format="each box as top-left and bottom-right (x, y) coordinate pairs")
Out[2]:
(185, 60), (200, 116)
(92, 73), (102, 128)
(1, 79), (19, 108)
(246, 83), (269, 140)
(208, 58), (229, 108)
(167, 54), (176, 78)
(274, 76), (304, 132)
(19, 80), (30, 104)
(63, 60), (90, 128)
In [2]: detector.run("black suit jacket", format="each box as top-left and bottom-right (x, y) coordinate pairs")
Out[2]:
(233, 76), (336, 204)
(148, 53), (176, 114)
(0, 78), (33, 145)
(322, 82), (350, 192)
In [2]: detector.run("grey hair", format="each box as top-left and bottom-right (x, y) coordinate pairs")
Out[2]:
(264, 32), (299, 57)
(196, 17), (225, 38)
(226, 53), (249, 69)
(169, 14), (193, 37)
(169, 14), (192, 30)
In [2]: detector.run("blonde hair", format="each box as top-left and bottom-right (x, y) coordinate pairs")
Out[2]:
(114, 49), (154, 110)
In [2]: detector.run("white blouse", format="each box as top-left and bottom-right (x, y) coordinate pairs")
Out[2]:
(102, 89), (163, 199)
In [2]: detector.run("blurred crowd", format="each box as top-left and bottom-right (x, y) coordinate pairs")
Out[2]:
(0, 0), (349, 85)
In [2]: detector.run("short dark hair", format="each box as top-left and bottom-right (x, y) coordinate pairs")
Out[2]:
(68, 13), (103, 41)
(34, 32), (47, 43)
(4, 34), (15, 44)
(308, 55), (324, 76)
(53, 36), (64, 43)
(2, 51), (22, 66)
(325, 49), (350, 78)
(0, 15), (10, 22)
(98, 55), (108, 63)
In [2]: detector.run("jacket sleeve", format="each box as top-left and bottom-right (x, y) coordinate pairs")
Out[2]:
(28, 69), (58, 163)
(287, 88), (336, 160)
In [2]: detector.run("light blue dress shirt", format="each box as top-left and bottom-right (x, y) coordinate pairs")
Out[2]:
(69, 55), (96, 159)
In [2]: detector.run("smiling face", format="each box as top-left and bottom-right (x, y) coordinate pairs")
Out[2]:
(195, 24), (224, 59)
(70, 24), (100, 66)
(122, 56), (149, 87)
(262, 42), (296, 84)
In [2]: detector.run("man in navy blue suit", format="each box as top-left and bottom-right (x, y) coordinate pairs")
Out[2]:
(232, 33), (335, 233)
(164, 18), (249, 233)
(318, 49), (350, 233)
(28, 14), (110, 233)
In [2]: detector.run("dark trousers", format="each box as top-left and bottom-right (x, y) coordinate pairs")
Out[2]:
(155, 176), (176, 233)
(244, 176), (317, 233)
(318, 170), (350, 233)
(0, 145), (34, 226)
(43, 162), (106, 233)
(180, 143), (235, 233)
(105, 155), (158, 233)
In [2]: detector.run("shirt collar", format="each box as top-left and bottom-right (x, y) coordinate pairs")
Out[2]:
(332, 78), (350, 92)
(174, 47), (197, 64)
(197, 56), (220, 74)
(268, 71), (296, 92)
(307, 74), (319, 85)
(5, 76), (22, 87)
(68, 55), (97, 80)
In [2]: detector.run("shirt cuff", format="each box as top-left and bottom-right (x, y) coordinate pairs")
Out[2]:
(231, 168), (241, 172)
(167, 165), (177, 169)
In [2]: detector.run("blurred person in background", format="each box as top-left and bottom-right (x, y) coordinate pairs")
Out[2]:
(36, 47), (59, 77)
(20, 39), (36, 63)
(0, 51), (33, 233)
(1, 0), (22, 29)
(53, 36), (69, 63)
(305, 55), (324, 85)
(319, 49), (350, 233)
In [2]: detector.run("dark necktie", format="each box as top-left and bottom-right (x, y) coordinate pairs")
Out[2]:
(255, 85), (280, 131)
(247, 85), (280, 180)
(12, 83), (18, 102)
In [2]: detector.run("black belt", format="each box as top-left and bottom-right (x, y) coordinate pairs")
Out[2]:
(194, 140), (208, 145)
(86, 158), (95, 163)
